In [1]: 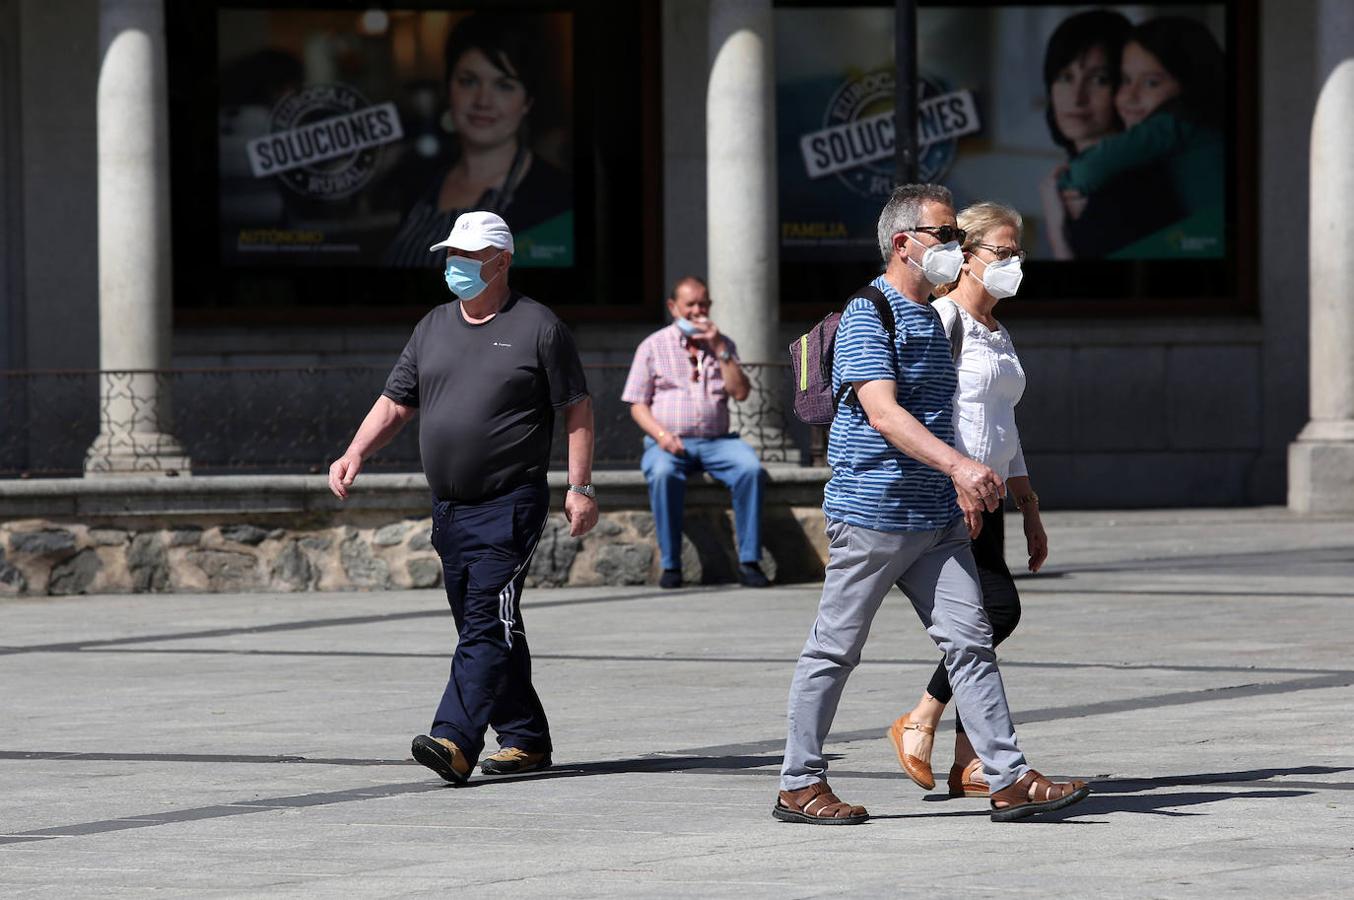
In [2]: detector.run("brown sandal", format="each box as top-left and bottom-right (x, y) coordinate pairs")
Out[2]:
(887, 714), (936, 790)
(990, 769), (1090, 822)
(772, 781), (869, 825)
(947, 758), (988, 798)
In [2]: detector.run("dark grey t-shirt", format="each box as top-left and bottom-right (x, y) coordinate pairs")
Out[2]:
(382, 292), (588, 502)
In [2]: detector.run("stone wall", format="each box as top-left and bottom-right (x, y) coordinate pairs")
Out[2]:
(0, 471), (832, 596)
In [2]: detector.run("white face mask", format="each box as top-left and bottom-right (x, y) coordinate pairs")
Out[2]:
(909, 238), (964, 286)
(978, 255), (1023, 299)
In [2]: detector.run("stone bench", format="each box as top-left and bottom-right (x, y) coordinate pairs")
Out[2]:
(0, 467), (831, 595)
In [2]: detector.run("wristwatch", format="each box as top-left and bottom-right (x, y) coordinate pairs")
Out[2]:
(568, 483), (596, 499)
(718, 347), (734, 363)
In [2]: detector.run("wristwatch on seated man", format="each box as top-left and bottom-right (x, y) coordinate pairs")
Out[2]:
(568, 483), (596, 499)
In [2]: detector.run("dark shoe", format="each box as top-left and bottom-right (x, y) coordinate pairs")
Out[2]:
(659, 569), (683, 589)
(411, 735), (471, 785)
(772, 780), (868, 825)
(737, 563), (771, 588)
(480, 746), (552, 775)
(990, 769), (1090, 822)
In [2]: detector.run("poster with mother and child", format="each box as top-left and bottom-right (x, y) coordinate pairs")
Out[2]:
(777, 3), (1228, 265)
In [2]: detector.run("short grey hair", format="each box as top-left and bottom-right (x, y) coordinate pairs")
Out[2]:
(876, 183), (955, 262)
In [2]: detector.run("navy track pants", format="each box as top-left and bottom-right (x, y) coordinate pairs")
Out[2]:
(428, 480), (551, 760)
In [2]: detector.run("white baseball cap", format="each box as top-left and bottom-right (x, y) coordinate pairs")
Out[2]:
(429, 210), (515, 254)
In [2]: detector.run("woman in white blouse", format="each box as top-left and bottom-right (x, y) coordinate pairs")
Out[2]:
(886, 202), (1049, 800)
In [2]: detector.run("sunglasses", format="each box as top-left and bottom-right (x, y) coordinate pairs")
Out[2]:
(972, 242), (1027, 262)
(688, 354), (701, 383)
(910, 225), (967, 245)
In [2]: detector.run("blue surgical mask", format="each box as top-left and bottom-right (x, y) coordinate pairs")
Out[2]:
(443, 253), (501, 299)
(674, 317), (702, 337)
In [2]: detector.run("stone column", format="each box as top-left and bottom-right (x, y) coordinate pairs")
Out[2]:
(707, 0), (787, 460)
(85, 0), (190, 476)
(1289, 58), (1354, 512)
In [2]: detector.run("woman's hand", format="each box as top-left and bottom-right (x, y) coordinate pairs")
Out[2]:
(1040, 165), (1067, 230)
(1061, 188), (1088, 221)
(1023, 508), (1049, 573)
(1039, 165), (1076, 261)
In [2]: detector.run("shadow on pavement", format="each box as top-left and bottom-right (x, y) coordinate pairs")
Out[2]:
(463, 752), (786, 787)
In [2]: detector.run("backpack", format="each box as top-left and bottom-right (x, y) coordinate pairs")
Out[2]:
(789, 285), (896, 426)
(789, 288), (967, 426)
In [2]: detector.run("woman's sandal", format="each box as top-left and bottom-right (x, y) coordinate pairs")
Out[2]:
(886, 714), (937, 790)
(990, 769), (1091, 822)
(772, 781), (869, 825)
(947, 758), (988, 798)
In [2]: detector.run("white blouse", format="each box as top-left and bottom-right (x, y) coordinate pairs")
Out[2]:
(934, 297), (1028, 481)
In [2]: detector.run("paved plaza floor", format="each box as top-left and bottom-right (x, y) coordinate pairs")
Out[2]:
(2, 508), (1353, 897)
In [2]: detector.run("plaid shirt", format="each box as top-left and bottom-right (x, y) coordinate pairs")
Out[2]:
(621, 325), (740, 438)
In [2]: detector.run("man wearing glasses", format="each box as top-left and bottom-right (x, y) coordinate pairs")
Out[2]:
(772, 184), (1090, 825)
(621, 276), (771, 589)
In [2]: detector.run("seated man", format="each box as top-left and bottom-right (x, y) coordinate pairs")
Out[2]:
(621, 276), (770, 589)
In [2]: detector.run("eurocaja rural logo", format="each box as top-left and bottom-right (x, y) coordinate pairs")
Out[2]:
(799, 68), (981, 198)
(246, 84), (405, 200)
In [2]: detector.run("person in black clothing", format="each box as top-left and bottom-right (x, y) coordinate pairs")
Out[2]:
(1037, 9), (1180, 259)
(383, 14), (571, 267)
(331, 210), (597, 783)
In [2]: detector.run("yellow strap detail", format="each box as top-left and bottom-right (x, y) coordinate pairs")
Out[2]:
(799, 335), (809, 390)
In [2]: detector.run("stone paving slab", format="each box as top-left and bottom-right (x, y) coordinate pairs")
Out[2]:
(1, 508), (1352, 897)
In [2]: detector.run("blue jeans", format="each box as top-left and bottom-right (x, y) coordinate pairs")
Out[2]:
(641, 434), (764, 571)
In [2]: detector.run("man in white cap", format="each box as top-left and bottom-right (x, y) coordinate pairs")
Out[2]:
(329, 210), (598, 784)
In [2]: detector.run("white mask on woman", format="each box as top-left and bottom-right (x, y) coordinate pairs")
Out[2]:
(979, 255), (1023, 299)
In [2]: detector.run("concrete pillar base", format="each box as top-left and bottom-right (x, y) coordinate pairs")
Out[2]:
(85, 432), (192, 478)
(1287, 429), (1354, 513)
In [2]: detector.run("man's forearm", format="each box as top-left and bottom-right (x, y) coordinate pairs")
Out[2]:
(565, 396), (595, 484)
(721, 360), (751, 401)
(856, 381), (965, 475)
(628, 402), (667, 441)
(872, 405), (966, 474)
(345, 395), (415, 461)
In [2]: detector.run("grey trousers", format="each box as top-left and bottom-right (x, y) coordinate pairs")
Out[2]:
(780, 517), (1030, 793)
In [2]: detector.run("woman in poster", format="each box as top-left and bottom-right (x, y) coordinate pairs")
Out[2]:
(384, 14), (571, 268)
(1055, 16), (1226, 258)
(1038, 10), (1181, 259)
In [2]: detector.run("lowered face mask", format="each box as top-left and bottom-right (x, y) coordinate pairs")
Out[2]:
(443, 252), (502, 299)
(674, 317), (703, 337)
(910, 239), (964, 286)
(979, 255), (1023, 300)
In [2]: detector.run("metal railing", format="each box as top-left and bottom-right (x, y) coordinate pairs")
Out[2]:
(0, 364), (811, 478)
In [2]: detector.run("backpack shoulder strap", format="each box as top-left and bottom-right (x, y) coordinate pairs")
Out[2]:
(833, 284), (899, 419)
(934, 297), (964, 363)
(851, 284), (896, 341)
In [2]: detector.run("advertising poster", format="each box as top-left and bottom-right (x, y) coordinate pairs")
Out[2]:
(218, 9), (574, 269)
(776, 4), (1227, 263)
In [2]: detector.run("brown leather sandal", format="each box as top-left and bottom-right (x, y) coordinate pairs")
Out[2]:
(772, 781), (869, 825)
(990, 769), (1090, 822)
(886, 714), (936, 790)
(947, 758), (988, 798)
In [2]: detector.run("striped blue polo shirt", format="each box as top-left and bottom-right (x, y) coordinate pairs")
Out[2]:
(823, 276), (961, 532)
